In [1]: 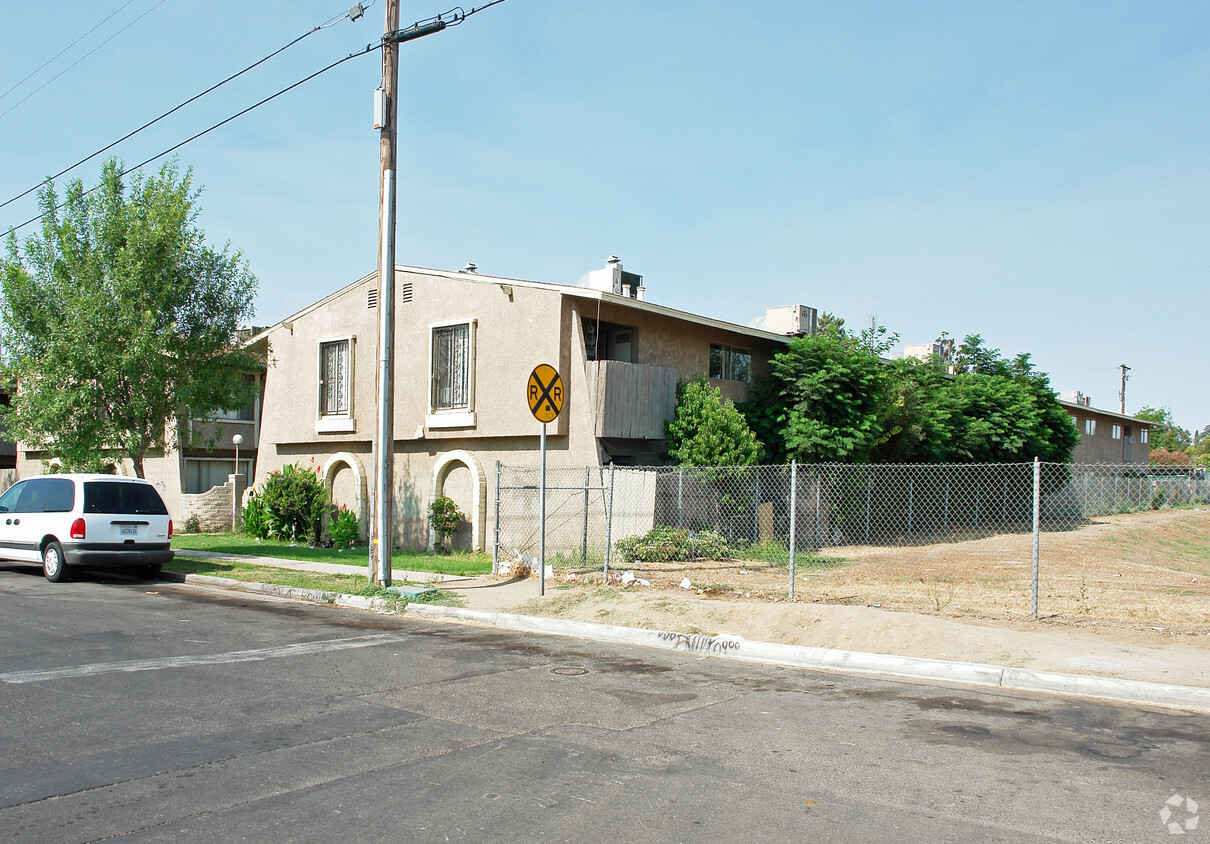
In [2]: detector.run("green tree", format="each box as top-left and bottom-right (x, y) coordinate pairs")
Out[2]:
(746, 326), (1077, 465)
(761, 331), (887, 463)
(665, 376), (762, 466)
(1, 158), (260, 477)
(1135, 406), (1192, 453)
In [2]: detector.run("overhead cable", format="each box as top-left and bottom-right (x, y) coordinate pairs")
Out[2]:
(0, 0), (142, 105)
(7, 42), (382, 236)
(0, 0), (172, 123)
(0, 1), (370, 213)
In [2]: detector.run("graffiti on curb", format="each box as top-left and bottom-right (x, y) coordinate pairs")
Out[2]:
(658, 631), (743, 655)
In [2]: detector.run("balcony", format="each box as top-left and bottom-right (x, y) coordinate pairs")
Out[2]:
(587, 360), (677, 440)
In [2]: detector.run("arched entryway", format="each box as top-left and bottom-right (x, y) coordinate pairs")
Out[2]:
(430, 450), (486, 552)
(321, 453), (368, 541)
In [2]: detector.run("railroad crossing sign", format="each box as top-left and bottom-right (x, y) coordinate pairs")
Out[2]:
(527, 364), (563, 423)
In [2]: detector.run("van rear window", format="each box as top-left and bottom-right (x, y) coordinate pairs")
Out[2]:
(83, 482), (169, 516)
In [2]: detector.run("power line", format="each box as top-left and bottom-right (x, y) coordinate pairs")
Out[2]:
(0, 0), (142, 104)
(0, 0), (172, 122)
(0, 2), (371, 214)
(6, 42), (383, 236)
(5, 0), (508, 236)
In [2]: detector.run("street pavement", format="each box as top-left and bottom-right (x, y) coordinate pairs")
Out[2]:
(1, 564), (1207, 842)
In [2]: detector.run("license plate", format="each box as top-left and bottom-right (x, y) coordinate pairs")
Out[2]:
(120, 525), (139, 536)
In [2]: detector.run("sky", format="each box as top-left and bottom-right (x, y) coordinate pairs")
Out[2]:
(1, 1), (1207, 432)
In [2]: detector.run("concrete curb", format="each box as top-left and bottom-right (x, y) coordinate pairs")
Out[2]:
(164, 572), (1210, 713)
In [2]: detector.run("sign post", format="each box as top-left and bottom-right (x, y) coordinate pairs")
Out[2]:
(527, 364), (563, 596)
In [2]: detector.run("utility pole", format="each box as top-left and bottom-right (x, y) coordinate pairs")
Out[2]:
(1119, 363), (1131, 414)
(370, 0), (401, 587)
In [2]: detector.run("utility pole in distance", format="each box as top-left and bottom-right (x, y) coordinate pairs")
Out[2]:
(370, 0), (401, 587)
(1119, 363), (1131, 414)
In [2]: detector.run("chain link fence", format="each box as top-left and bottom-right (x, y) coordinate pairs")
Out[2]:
(494, 461), (1210, 622)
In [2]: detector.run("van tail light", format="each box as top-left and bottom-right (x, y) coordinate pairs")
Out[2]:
(168, 519), (173, 538)
(70, 518), (86, 540)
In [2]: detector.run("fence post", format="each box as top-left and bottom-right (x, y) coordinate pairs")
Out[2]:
(582, 466), (590, 568)
(789, 460), (797, 601)
(907, 477), (914, 541)
(1031, 457), (1040, 619)
(603, 463), (615, 578)
(493, 460), (501, 575)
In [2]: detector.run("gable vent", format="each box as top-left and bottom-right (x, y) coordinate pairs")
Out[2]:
(400, 282), (413, 303)
(367, 286), (378, 309)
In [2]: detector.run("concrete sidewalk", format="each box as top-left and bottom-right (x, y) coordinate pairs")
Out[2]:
(165, 550), (1210, 713)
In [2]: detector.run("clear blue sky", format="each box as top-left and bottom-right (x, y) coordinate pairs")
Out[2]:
(2, 1), (1207, 432)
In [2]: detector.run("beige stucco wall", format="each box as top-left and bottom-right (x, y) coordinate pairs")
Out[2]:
(253, 267), (790, 551)
(1067, 409), (1151, 464)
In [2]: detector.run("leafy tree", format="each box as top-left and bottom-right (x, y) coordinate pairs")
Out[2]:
(1, 158), (260, 477)
(762, 331), (887, 463)
(1135, 406), (1192, 453)
(665, 376), (762, 467)
(745, 325), (1077, 465)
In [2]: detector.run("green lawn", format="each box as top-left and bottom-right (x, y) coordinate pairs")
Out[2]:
(171, 532), (492, 577)
(163, 557), (464, 606)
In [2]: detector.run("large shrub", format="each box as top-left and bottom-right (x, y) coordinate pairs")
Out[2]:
(243, 462), (327, 544)
(428, 496), (463, 552)
(614, 526), (733, 563)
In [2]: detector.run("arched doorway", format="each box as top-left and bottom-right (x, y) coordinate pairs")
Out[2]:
(430, 450), (486, 552)
(321, 453), (368, 541)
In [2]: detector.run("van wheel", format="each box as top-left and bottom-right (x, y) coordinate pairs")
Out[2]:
(43, 542), (69, 582)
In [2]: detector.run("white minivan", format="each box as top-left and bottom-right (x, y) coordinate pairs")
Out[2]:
(0, 474), (174, 582)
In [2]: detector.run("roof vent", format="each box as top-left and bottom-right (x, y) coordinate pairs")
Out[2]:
(461, 263), (478, 273)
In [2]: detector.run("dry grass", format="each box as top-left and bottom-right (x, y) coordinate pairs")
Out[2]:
(587, 508), (1210, 634)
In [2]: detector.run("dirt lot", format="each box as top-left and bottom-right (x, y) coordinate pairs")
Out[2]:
(568, 507), (1210, 632)
(459, 508), (1210, 688)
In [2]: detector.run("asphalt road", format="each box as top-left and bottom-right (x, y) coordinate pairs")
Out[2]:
(0, 564), (1207, 843)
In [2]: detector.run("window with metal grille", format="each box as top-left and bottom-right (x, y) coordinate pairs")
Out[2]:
(431, 324), (470, 411)
(320, 339), (350, 416)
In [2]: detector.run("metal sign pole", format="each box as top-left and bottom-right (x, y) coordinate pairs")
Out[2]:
(539, 421), (547, 596)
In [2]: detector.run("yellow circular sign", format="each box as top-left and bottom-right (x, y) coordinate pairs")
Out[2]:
(527, 364), (563, 423)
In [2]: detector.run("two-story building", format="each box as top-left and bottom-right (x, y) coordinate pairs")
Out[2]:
(251, 258), (798, 551)
(1059, 391), (1151, 465)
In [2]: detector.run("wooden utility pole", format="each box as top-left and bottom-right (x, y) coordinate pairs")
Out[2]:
(370, 0), (401, 586)
(1118, 363), (1130, 414)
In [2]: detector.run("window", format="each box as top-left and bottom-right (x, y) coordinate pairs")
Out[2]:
(15, 478), (75, 513)
(428, 321), (476, 427)
(1111, 424), (1122, 440)
(710, 343), (751, 382)
(320, 340), (350, 416)
(1084, 419), (1096, 436)
(1141, 428), (1149, 444)
(316, 337), (355, 433)
(84, 481), (168, 516)
(184, 459), (254, 495)
(582, 319), (635, 362)
(205, 403), (255, 422)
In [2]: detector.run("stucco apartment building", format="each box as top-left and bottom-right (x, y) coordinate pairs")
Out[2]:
(1059, 392), (1151, 465)
(251, 258), (799, 551)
